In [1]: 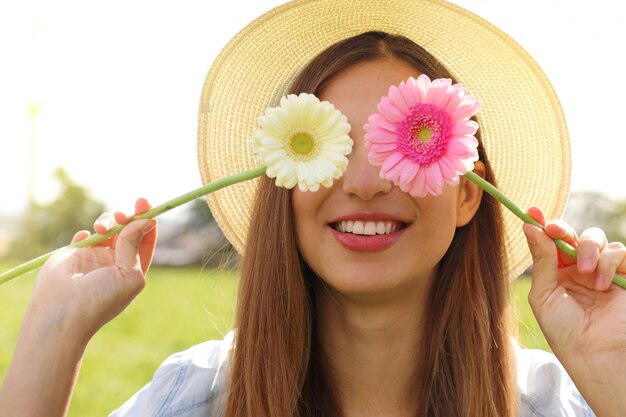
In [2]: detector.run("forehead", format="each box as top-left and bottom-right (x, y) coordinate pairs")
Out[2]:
(317, 58), (421, 123)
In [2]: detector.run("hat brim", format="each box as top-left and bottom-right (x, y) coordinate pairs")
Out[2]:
(197, 0), (570, 280)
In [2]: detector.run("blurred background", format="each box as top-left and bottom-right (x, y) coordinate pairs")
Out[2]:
(0, 0), (625, 415)
(1, 0), (626, 262)
(1, 0), (625, 265)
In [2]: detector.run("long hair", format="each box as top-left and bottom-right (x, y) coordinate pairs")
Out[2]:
(224, 32), (516, 417)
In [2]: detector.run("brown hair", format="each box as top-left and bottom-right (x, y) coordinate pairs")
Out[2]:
(224, 31), (516, 417)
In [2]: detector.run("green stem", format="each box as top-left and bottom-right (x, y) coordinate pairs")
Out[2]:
(0, 166), (267, 286)
(464, 171), (626, 290)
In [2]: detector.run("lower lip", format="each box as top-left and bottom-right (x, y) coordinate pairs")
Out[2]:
(329, 227), (405, 252)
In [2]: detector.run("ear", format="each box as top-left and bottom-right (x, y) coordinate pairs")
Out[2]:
(456, 161), (485, 227)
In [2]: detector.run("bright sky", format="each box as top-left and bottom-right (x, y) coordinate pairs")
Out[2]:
(1, 0), (625, 217)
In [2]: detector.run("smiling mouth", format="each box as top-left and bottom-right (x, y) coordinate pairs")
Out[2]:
(330, 220), (408, 235)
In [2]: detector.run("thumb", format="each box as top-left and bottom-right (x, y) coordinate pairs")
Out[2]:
(115, 219), (156, 272)
(523, 223), (559, 305)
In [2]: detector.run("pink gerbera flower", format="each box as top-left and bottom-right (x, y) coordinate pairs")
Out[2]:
(364, 74), (480, 197)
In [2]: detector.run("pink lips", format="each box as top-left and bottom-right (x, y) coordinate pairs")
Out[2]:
(329, 213), (408, 253)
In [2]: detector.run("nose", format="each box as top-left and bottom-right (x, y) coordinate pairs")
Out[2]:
(341, 139), (393, 200)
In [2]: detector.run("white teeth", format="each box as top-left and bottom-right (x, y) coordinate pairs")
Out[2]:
(334, 220), (402, 235)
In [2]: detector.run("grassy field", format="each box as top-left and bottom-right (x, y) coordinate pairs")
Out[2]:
(0, 263), (546, 416)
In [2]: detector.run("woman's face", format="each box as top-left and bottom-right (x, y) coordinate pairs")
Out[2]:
(292, 58), (476, 301)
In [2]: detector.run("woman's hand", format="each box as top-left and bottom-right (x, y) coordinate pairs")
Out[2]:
(523, 206), (626, 417)
(0, 198), (157, 417)
(29, 197), (157, 344)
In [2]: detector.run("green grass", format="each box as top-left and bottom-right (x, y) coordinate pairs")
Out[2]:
(0, 263), (546, 416)
(509, 276), (550, 351)
(0, 263), (238, 416)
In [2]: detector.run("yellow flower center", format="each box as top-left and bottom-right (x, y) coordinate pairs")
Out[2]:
(417, 127), (432, 143)
(288, 131), (317, 160)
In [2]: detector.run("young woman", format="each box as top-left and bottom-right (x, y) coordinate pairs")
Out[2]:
(2, 2), (626, 417)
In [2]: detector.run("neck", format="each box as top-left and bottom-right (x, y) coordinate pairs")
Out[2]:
(314, 278), (432, 417)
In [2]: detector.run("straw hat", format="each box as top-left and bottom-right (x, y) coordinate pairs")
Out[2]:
(197, 0), (570, 280)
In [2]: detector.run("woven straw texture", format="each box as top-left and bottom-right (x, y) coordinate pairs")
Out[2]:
(197, 0), (570, 281)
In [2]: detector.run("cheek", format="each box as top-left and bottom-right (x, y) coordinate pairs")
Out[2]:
(291, 186), (333, 223)
(291, 189), (322, 246)
(291, 189), (311, 228)
(291, 187), (335, 270)
(417, 192), (460, 247)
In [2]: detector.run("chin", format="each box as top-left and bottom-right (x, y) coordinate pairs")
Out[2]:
(316, 268), (430, 304)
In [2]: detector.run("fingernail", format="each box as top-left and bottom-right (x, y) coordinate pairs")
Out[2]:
(595, 274), (605, 291)
(102, 218), (112, 230)
(580, 255), (593, 272)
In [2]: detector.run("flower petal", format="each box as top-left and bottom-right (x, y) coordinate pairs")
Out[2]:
(424, 163), (444, 195)
(252, 93), (353, 191)
(380, 152), (408, 180)
(424, 78), (452, 108)
(399, 78), (420, 108)
(406, 168), (427, 198)
(387, 84), (411, 114)
(451, 120), (479, 137)
(365, 75), (481, 197)
(377, 97), (406, 123)
(414, 75), (431, 102)
(437, 156), (458, 181)
(449, 97), (480, 121)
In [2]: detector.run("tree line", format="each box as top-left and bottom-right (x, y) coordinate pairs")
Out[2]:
(5, 169), (626, 264)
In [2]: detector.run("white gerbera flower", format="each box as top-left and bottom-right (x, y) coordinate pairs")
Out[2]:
(252, 93), (353, 192)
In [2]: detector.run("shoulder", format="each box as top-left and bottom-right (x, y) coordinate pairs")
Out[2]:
(109, 331), (234, 417)
(515, 342), (596, 417)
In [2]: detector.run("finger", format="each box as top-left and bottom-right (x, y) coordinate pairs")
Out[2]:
(112, 199), (156, 272)
(544, 219), (579, 266)
(93, 212), (116, 235)
(523, 223), (560, 306)
(134, 197), (152, 215)
(71, 230), (91, 243)
(112, 198), (152, 228)
(595, 242), (626, 291)
(129, 198), (156, 272)
(138, 219), (158, 273)
(114, 211), (133, 225)
(527, 206), (546, 226)
(93, 213), (119, 247)
(614, 242), (626, 275)
(544, 219), (579, 246)
(577, 227), (608, 274)
(115, 218), (157, 272)
(527, 207), (578, 267)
